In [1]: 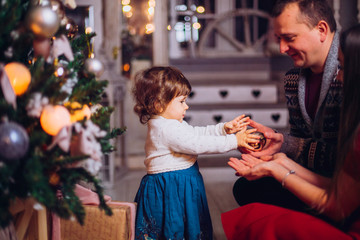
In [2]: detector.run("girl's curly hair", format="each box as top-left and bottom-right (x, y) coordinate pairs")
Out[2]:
(132, 66), (191, 124)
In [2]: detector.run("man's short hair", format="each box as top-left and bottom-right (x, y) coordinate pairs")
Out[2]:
(272, 0), (337, 32)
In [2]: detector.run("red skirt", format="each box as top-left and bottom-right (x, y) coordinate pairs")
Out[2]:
(221, 203), (360, 240)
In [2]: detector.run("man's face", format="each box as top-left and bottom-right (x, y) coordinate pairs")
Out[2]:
(274, 3), (323, 71)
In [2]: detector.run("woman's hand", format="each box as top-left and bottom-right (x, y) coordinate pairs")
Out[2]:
(224, 114), (250, 134)
(228, 154), (273, 180)
(271, 152), (291, 165)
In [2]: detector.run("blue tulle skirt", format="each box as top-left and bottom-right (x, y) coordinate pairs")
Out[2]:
(134, 162), (213, 240)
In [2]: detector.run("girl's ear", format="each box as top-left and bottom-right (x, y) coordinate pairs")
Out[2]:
(154, 101), (163, 113)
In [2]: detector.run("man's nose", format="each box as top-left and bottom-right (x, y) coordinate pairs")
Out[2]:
(279, 40), (289, 54)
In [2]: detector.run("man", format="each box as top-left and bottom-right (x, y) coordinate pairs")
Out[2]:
(232, 0), (343, 211)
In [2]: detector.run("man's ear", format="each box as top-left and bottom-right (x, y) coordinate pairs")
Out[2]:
(317, 20), (330, 42)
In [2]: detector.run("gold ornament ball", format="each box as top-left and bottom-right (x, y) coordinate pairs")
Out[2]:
(84, 58), (105, 78)
(238, 132), (267, 153)
(26, 6), (60, 38)
(40, 105), (71, 136)
(248, 132), (267, 151)
(70, 104), (91, 123)
(4, 62), (31, 96)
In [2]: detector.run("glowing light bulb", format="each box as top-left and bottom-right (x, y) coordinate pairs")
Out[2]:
(196, 6), (205, 13)
(123, 5), (131, 12)
(40, 105), (71, 136)
(145, 23), (155, 34)
(4, 62), (31, 96)
(193, 22), (201, 29)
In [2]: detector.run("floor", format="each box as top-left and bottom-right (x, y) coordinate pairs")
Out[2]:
(104, 166), (240, 240)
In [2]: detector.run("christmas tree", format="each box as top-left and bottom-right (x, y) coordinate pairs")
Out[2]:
(0, 0), (125, 227)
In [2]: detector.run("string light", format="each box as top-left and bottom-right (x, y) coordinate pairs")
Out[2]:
(193, 22), (201, 30)
(196, 6), (205, 13)
(148, 7), (154, 16)
(123, 63), (130, 72)
(122, 0), (130, 5)
(145, 23), (154, 34)
(123, 5), (131, 12)
(85, 27), (92, 34)
(148, 0), (155, 8)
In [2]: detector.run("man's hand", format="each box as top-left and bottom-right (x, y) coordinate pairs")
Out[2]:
(242, 119), (284, 157)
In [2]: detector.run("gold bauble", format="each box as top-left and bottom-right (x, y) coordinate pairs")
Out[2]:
(70, 104), (91, 122)
(238, 132), (267, 153)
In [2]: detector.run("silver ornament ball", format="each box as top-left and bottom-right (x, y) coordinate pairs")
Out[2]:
(26, 6), (60, 38)
(0, 121), (29, 162)
(84, 58), (105, 78)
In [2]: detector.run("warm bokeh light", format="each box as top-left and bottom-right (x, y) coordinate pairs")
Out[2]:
(196, 6), (205, 13)
(70, 104), (91, 123)
(148, 7), (154, 16)
(85, 27), (93, 34)
(193, 22), (201, 29)
(145, 23), (154, 34)
(148, 0), (155, 8)
(125, 11), (133, 18)
(123, 5), (132, 12)
(4, 62), (31, 96)
(54, 65), (65, 77)
(167, 25), (172, 30)
(40, 105), (71, 136)
(122, 0), (130, 5)
(123, 63), (130, 72)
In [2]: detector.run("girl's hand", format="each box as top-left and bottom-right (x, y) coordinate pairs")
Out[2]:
(224, 114), (250, 134)
(235, 128), (261, 151)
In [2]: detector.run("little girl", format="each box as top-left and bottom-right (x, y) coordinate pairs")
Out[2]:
(132, 66), (259, 240)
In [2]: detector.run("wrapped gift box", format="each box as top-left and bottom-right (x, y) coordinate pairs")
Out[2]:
(10, 185), (136, 240)
(60, 203), (135, 240)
